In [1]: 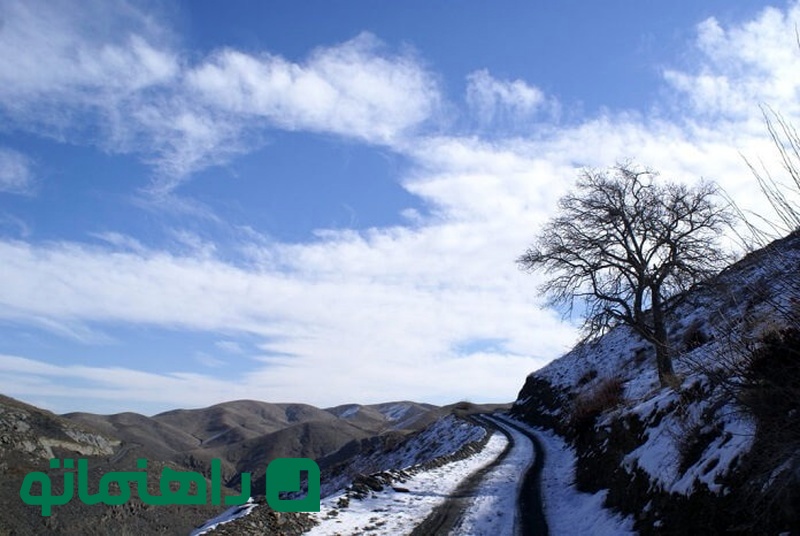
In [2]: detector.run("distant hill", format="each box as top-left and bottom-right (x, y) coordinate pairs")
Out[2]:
(63, 399), (441, 485)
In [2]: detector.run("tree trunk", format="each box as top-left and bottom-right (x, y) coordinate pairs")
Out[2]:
(651, 292), (676, 387)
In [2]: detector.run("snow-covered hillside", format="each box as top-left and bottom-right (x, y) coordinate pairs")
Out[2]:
(513, 230), (800, 534)
(306, 427), (504, 535)
(196, 414), (490, 535)
(320, 414), (486, 497)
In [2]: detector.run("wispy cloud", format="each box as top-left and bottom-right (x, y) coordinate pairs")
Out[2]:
(0, 349), (548, 415)
(0, 1), (442, 195)
(466, 69), (557, 129)
(195, 352), (226, 368)
(89, 232), (147, 253)
(0, 233), (575, 407)
(215, 340), (244, 354)
(0, 0), (178, 135)
(0, 148), (36, 194)
(0, 212), (31, 237)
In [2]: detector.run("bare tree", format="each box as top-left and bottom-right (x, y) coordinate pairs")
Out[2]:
(518, 164), (735, 387)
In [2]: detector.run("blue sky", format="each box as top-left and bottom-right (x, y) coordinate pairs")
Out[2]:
(1, 0), (800, 414)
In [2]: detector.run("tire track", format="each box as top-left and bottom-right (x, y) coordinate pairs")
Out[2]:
(408, 415), (514, 536)
(409, 414), (550, 536)
(489, 415), (549, 536)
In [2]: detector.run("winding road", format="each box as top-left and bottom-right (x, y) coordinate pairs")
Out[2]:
(410, 413), (549, 536)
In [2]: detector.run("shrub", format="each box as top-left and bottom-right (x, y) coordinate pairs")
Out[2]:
(737, 328), (800, 419)
(732, 327), (800, 531)
(571, 376), (625, 432)
(677, 421), (723, 474)
(681, 319), (710, 352)
(577, 368), (598, 387)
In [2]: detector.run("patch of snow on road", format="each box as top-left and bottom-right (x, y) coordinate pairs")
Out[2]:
(509, 418), (636, 536)
(454, 417), (533, 536)
(307, 432), (508, 535)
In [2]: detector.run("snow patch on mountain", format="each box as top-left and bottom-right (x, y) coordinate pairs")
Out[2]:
(377, 402), (412, 421)
(190, 499), (257, 536)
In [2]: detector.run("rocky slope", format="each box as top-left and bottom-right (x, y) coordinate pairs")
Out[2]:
(512, 230), (800, 534)
(0, 394), (229, 535)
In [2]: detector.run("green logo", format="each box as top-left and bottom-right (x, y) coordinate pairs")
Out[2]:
(266, 457), (321, 512)
(20, 457), (321, 516)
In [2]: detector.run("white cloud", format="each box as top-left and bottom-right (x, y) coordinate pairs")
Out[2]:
(0, 107), (778, 412)
(0, 0), (178, 131)
(663, 4), (800, 119)
(168, 229), (217, 258)
(0, 350), (552, 414)
(0, 353), (242, 414)
(0, 230), (576, 412)
(127, 98), (259, 192)
(0, 147), (35, 194)
(0, 1), (441, 191)
(466, 69), (555, 127)
(195, 352), (226, 368)
(4, 2), (800, 413)
(0, 120), (782, 412)
(187, 33), (441, 144)
(137, 32), (442, 189)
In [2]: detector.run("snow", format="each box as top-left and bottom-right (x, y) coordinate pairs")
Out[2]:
(337, 405), (360, 419)
(191, 415), (486, 535)
(192, 413), (639, 536)
(668, 411), (755, 495)
(321, 415), (485, 497)
(189, 498), (257, 536)
(502, 416), (637, 536)
(309, 410), (638, 536)
(453, 416), (533, 535)
(378, 403), (411, 421)
(311, 413), (637, 535)
(516, 234), (797, 500)
(306, 431), (509, 535)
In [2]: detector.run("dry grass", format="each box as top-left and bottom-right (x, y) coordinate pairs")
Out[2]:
(570, 376), (625, 431)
